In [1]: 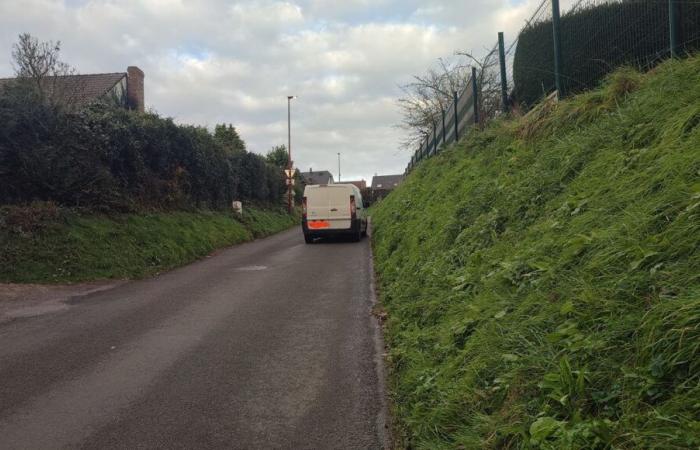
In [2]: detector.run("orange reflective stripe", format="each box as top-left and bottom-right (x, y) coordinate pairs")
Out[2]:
(308, 220), (330, 229)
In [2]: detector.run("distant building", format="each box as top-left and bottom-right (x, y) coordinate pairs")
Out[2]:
(301, 169), (334, 185)
(0, 66), (145, 112)
(343, 179), (367, 190)
(371, 174), (404, 201)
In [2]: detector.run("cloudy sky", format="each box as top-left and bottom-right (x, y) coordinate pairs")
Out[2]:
(0, 0), (567, 182)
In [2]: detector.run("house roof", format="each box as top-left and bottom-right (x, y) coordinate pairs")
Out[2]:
(343, 180), (367, 190)
(302, 170), (334, 185)
(371, 174), (404, 190)
(0, 72), (126, 106)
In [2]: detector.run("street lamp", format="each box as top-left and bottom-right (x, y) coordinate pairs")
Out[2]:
(337, 152), (341, 183)
(287, 95), (296, 213)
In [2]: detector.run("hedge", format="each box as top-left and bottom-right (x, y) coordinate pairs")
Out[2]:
(0, 80), (285, 211)
(513, 0), (700, 108)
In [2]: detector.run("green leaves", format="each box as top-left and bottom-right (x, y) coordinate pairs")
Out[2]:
(529, 416), (564, 443)
(0, 99), (287, 210)
(628, 249), (659, 271)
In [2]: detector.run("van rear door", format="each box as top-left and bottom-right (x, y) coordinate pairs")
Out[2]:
(306, 185), (352, 229)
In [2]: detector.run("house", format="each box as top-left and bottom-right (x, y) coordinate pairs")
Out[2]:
(343, 179), (367, 190)
(0, 66), (144, 112)
(301, 169), (334, 185)
(371, 174), (404, 201)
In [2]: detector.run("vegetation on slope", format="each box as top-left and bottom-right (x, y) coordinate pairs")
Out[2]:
(0, 203), (298, 283)
(372, 57), (700, 448)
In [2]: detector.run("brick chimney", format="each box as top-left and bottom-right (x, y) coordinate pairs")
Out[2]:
(126, 66), (144, 112)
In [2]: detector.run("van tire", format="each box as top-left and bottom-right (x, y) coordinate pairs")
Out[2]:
(304, 233), (314, 244)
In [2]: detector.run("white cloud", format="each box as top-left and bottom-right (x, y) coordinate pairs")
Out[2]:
(0, 0), (546, 181)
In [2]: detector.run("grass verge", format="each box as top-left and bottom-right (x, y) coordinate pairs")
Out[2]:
(0, 205), (298, 283)
(372, 56), (700, 448)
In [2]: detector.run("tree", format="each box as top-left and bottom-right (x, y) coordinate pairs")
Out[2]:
(396, 57), (471, 149)
(10, 33), (80, 109)
(214, 124), (246, 155)
(397, 49), (507, 151)
(265, 144), (288, 168)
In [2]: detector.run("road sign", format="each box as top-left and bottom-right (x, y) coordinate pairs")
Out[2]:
(285, 178), (295, 186)
(284, 169), (294, 178)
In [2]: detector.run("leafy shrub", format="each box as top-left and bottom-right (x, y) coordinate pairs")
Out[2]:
(513, 0), (700, 107)
(0, 81), (285, 211)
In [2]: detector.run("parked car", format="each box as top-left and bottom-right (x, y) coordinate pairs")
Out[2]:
(302, 183), (368, 243)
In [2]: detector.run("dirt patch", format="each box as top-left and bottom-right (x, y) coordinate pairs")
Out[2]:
(0, 281), (125, 323)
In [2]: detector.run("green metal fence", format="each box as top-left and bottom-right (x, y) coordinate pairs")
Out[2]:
(406, 0), (700, 174)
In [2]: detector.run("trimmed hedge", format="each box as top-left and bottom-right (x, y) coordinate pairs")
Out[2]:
(0, 80), (285, 211)
(513, 0), (700, 107)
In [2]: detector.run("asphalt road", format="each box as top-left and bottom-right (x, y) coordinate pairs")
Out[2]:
(0, 228), (388, 449)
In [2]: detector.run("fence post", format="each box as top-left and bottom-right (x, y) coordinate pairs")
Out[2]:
(424, 135), (429, 160)
(498, 32), (509, 113)
(432, 122), (437, 155)
(441, 108), (446, 147)
(453, 91), (459, 141)
(471, 67), (479, 125)
(669, 0), (681, 57)
(551, 0), (563, 98)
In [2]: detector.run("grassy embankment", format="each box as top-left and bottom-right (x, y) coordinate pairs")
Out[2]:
(372, 56), (700, 448)
(1, 206), (298, 283)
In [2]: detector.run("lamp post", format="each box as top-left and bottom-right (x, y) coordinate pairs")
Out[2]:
(287, 95), (295, 213)
(337, 152), (341, 183)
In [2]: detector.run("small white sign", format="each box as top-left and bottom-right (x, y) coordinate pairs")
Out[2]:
(284, 169), (294, 178)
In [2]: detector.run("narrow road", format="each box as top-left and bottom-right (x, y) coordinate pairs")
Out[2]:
(0, 228), (388, 449)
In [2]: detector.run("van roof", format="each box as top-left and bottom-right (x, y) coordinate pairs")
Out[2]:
(306, 183), (357, 189)
(304, 184), (361, 195)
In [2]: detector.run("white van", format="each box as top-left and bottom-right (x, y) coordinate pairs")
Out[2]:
(302, 184), (368, 243)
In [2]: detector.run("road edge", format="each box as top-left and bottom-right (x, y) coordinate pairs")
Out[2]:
(367, 217), (394, 449)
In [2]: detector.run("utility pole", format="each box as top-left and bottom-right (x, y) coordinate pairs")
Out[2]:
(287, 95), (295, 213)
(337, 152), (341, 182)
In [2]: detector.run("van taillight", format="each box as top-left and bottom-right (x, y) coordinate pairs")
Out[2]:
(350, 195), (357, 218)
(302, 196), (307, 219)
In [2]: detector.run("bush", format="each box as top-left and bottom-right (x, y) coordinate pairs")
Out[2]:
(0, 81), (285, 211)
(513, 0), (700, 108)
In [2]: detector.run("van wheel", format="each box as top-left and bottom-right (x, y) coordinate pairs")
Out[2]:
(351, 229), (361, 242)
(361, 226), (367, 238)
(304, 233), (314, 244)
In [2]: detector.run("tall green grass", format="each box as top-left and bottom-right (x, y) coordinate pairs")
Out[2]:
(372, 56), (700, 449)
(0, 206), (298, 283)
